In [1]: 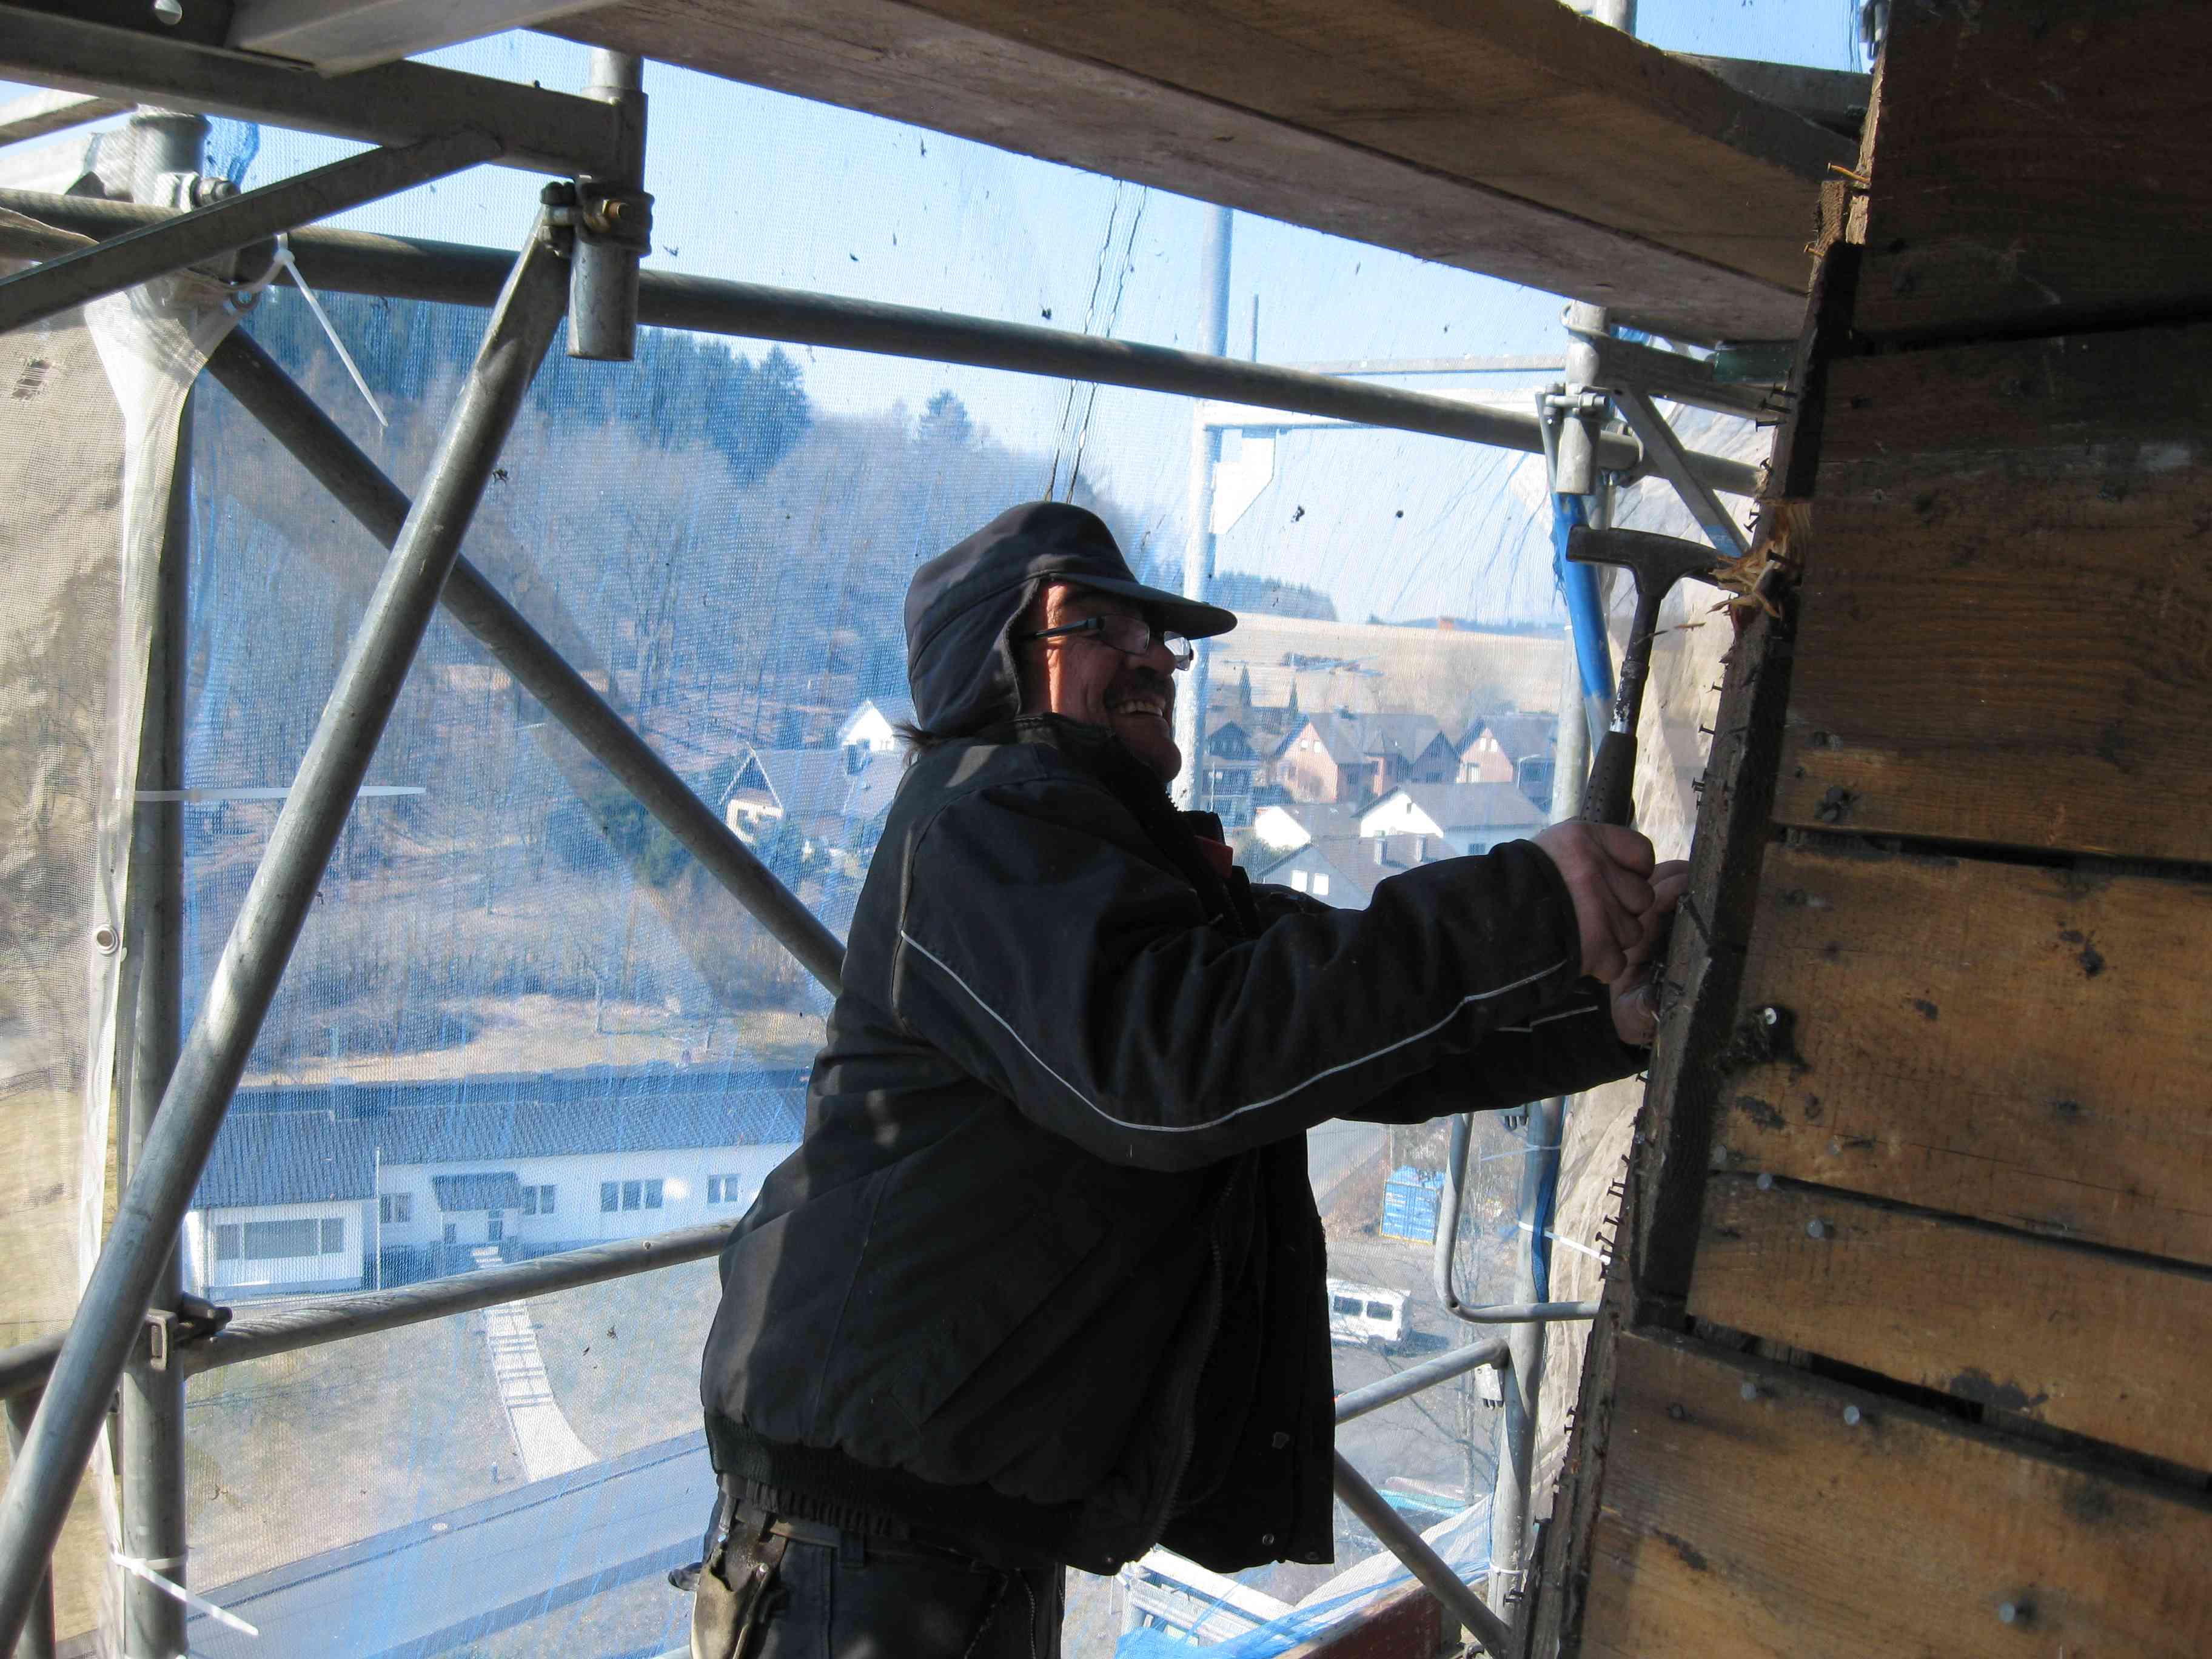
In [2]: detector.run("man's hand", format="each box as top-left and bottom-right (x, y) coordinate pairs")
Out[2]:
(1530, 822), (1658, 985)
(1608, 859), (1690, 1045)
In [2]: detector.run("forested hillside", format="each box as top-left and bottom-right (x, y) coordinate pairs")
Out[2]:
(186, 289), (1151, 1070)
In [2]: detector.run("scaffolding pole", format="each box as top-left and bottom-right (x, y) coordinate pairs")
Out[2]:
(0, 1220), (739, 1404)
(1176, 205), (1233, 809)
(566, 50), (647, 363)
(1334, 1336), (1509, 1425)
(0, 219), (569, 1656)
(0, 128), (500, 337)
(0, 1394), (53, 1659)
(1333, 1453), (1512, 1658)
(1492, 10), (1638, 1638)
(0, 192), (1763, 499)
(99, 106), (207, 1659)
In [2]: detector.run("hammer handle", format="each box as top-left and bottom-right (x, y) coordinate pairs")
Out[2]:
(1583, 729), (1637, 828)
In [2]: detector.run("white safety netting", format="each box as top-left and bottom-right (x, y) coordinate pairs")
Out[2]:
(0, 15), (1820, 1648)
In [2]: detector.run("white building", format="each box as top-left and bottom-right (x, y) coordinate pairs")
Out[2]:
(1255, 836), (1379, 909)
(186, 1065), (808, 1298)
(1249, 799), (1363, 854)
(718, 745), (902, 875)
(834, 694), (915, 756)
(1356, 781), (1548, 858)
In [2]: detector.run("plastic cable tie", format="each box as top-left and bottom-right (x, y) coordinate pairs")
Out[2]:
(112, 1553), (259, 1637)
(220, 239), (286, 310)
(1513, 1221), (1604, 1263)
(271, 236), (387, 429)
(1474, 1144), (1560, 1166)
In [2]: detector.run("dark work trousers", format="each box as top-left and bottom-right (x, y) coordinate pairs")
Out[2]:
(742, 1528), (1064, 1659)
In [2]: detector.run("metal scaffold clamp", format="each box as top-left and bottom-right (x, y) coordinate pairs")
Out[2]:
(1538, 385), (1625, 498)
(577, 186), (654, 250)
(141, 1296), (230, 1373)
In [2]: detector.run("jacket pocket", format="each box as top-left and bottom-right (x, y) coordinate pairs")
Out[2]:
(876, 1179), (1112, 1429)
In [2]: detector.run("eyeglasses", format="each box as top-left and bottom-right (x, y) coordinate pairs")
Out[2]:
(1014, 614), (1195, 669)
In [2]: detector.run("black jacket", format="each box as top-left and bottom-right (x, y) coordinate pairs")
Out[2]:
(700, 717), (1642, 1575)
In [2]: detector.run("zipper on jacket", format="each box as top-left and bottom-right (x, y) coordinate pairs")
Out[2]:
(1134, 1154), (1254, 1555)
(1136, 1225), (1224, 1558)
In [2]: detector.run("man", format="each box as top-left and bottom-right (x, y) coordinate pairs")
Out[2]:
(693, 501), (1682, 1658)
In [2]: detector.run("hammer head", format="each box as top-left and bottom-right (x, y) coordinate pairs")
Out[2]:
(1566, 525), (1724, 593)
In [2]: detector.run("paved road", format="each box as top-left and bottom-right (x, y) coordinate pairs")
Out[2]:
(168, 1119), (1456, 1659)
(186, 1432), (714, 1659)
(183, 1396), (1465, 1659)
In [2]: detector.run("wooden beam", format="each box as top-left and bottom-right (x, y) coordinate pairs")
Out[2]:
(229, 0), (611, 76)
(1774, 325), (2212, 862)
(1691, 1175), (2212, 1472)
(1857, 1), (2212, 341)
(1714, 839), (2212, 1266)
(1668, 55), (1869, 139)
(1277, 1581), (1442, 1659)
(1581, 1330), (2212, 1658)
(551, 0), (1849, 343)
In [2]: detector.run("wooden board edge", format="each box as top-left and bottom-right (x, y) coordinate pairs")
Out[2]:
(1689, 1173), (2212, 1473)
(549, 2), (1814, 343)
(1583, 1324), (2212, 1659)
(1281, 1579), (1444, 1659)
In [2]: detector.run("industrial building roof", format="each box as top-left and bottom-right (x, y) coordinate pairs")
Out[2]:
(194, 1066), (808, 1210)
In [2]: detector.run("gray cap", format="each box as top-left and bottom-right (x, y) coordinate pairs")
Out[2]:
(903, 502), (1235, 739)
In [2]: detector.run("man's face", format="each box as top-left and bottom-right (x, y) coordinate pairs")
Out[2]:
(1018, 583), (1185, 782)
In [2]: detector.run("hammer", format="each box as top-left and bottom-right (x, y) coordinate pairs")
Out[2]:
(1566, 525), (1726, 826)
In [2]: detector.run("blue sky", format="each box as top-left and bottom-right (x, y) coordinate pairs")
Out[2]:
(4, 0), (1859, 620)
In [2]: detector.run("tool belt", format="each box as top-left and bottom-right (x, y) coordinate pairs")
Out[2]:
(683, 1478), (999, 1658)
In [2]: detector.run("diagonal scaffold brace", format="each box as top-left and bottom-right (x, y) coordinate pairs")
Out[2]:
(198, 328), (846, 993)
(0, 213), (569, 1654)
(0, 128), (501, 337)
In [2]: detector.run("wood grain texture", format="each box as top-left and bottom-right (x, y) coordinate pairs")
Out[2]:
(1281, 1582), (1439, 1659)
(1581, 1330), (2212, 1659)
(552, 0), (1837, 342)
(1532, 218), (1866, 1656)
(1857, 0), (2212, 341)
(1712, 839), (2212, 1264)
(1772, 330), (2212, 859)
(1690, 1175), (2212, 1471)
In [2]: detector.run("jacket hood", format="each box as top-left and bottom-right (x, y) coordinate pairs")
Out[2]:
(903, 501), (1236, 739)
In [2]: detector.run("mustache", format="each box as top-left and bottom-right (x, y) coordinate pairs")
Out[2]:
(1110, 669), (1175, 702)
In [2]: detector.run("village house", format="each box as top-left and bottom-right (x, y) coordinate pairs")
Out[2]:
(1249, 799), (1364, 856)
(717, 743), (902, 875)
(1253, 834), (1382, 910)
(1197, 720), (1262, 827)
(1272, 711), (1458, 805)
(185, 1067), (807, 1298)
(1358, 781), (1550, 859)
(834, 693), (914, 756)
(1457, 712), (1558, 813)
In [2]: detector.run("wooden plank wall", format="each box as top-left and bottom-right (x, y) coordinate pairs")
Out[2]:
(1585, 1333), (2212, 1659)
(1543, 4), (2212, 1652)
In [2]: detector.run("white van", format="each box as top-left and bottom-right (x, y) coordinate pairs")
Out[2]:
(1326, 1279), (1407, 1351)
